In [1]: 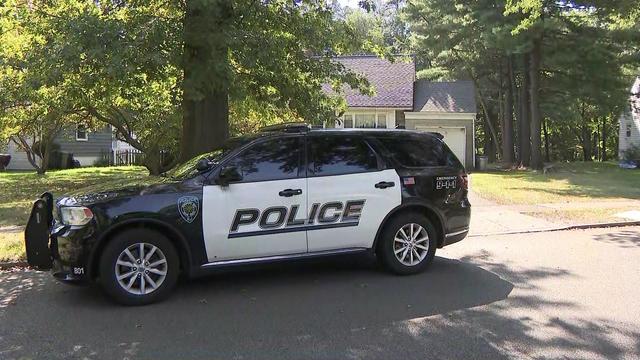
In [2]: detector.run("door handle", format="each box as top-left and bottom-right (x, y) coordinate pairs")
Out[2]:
(375, 181), (395, 189)
(279, 188), (303, 197)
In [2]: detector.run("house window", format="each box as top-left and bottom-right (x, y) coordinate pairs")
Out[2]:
(377, 114), (387, 128)
(627, 124), (632, 137)
(344, 114), (353, 128)
(76, 125), (88, 141)
(342, 112), (388, 128)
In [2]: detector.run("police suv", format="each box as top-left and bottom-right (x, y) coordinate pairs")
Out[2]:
(25, 123), (471, 305)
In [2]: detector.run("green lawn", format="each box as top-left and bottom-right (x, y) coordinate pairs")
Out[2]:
(0, 166), (148, 228)
(0, 166), (148, 262)
(471, 162), (640, 205)
(0, 232), (23, 263)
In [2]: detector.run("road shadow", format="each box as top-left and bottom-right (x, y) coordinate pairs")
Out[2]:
(0, 255), (513, 359)
(592, 229), (640, 248)
(1, 250), (638, 359)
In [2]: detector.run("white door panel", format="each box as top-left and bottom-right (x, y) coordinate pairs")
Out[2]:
(202, 178), (307, 261)
(306, 169), (401, 251)
(416, 126), (466, 166)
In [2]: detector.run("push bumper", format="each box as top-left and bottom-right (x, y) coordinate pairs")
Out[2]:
(24, 193), (89, 284)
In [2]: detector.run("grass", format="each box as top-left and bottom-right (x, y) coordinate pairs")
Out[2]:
(471, 162), (640, 205)
(0, 232), (24, 263)
(0, 166), (148, 228)
(522, 207), (638, 224)
(0, 166), (148, 262)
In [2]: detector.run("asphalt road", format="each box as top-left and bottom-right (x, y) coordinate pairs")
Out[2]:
(1, 226), (639, 360)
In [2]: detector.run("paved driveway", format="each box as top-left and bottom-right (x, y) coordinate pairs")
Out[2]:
(1, 227), (639, 359)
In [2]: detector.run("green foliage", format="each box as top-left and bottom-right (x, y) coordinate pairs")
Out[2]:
(622, 144), (640, 161)
(405, 0), (640, 162)
(1, 0), (380, 170)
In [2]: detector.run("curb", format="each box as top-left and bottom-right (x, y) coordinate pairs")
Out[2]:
(469, 220), (640, 237)
(0, 261), (28, 270)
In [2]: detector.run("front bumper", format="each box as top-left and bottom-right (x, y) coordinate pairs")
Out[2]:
(24, 193), (91, 284)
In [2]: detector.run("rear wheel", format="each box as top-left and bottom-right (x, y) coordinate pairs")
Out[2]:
(99, 229), (179, 305)
(377, 213), (437, 275)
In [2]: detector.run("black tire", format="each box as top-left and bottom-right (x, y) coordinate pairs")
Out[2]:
(377, 212), (438, 275)
(99, 229), (179, 306)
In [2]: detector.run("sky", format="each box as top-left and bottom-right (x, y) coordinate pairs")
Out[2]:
(338, 0), (361, 8)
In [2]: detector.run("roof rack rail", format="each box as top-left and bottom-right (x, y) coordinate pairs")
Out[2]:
(259, 122), (311, 133)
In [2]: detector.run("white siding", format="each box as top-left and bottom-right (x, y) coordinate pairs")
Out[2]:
(619, 77), (640, 158)
(336, 108), (398, 129)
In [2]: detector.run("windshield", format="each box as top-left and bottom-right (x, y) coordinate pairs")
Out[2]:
(166, 136), (254, 180)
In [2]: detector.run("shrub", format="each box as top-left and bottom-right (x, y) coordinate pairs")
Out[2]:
(622, 143), (640, 161)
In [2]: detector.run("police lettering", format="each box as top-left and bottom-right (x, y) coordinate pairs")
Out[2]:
(230, 200), (365, 233)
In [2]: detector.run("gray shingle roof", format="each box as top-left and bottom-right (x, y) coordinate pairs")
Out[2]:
(413, 80), (476, 113)
(327, 56), (415, 108)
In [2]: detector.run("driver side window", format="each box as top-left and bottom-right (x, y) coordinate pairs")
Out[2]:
(223, 136), (303, 183)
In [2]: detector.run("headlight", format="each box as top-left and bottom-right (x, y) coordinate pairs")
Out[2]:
(60, 206), (94, 226)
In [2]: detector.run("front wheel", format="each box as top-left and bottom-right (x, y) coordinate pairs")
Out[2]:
(99, 229), (179, 306)
(377, 213), (438, 275)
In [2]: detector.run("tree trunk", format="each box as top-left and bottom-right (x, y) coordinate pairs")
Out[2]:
(181, 95), (229, 162)
(502, 56), (515, 165)
(529, 38), (543, 170)
(483, 114), (496, 162)
(601, 116), (608, 161)
(581, 125), (592, 161)
(518, 53), (531, 167)
(180, 0), (232, 162)
(542, 118), (550, 162)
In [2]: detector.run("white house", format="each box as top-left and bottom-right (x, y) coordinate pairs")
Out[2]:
(328, 56), (477, 167)
(619, 76), (640, 159)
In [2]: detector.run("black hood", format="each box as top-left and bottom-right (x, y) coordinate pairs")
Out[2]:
(57, 176), (181, 207)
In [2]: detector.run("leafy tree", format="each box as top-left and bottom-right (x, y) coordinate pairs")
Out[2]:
(180, 0), (370, 161)
(406, 0), (640, 168)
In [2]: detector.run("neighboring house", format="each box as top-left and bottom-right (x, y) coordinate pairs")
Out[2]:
(3, 125), (135, 170)
(329, 55), (477, 168)
(619, 76), (640, 159)
(54, 125), (113, 166)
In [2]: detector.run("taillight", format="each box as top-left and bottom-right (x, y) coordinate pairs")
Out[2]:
(458, 172), (469, 190)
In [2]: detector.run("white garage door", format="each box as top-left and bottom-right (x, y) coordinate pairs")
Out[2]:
(415, 126), (466, 167)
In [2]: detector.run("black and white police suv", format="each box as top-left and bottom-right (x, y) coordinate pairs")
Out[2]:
(25, 123), (471, 305)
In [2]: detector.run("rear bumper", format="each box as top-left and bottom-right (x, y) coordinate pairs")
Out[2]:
(442, 228), (469, 246)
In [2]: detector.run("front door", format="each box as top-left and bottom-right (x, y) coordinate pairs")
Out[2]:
(202, 136), (307, 262)
(305, 134), (401, 252)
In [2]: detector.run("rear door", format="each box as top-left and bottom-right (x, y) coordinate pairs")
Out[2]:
(305, 134), (401, 252)
(202, 135), (307, 262)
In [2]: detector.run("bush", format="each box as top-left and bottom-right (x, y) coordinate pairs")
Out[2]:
(622, 143), (640, 161)
(93, 157), (111, 167)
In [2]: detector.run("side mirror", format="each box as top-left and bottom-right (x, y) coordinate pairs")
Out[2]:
(217, 166), (242, 186)
(196, 158), (212, 172)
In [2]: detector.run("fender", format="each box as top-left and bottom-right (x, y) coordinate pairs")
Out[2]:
(88, 218), (193, 278)
(371, 201), (447, 251)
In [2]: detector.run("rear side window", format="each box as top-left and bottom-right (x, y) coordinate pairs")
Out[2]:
(378, 136), (459, 168)
(308, 135), (379, 176)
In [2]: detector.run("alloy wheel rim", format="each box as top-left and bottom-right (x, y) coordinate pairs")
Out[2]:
(393, 223), (429, 266)
(115, 243), (167, 295)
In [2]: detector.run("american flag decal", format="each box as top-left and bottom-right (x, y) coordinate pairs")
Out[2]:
(403, 177), (415, 185)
